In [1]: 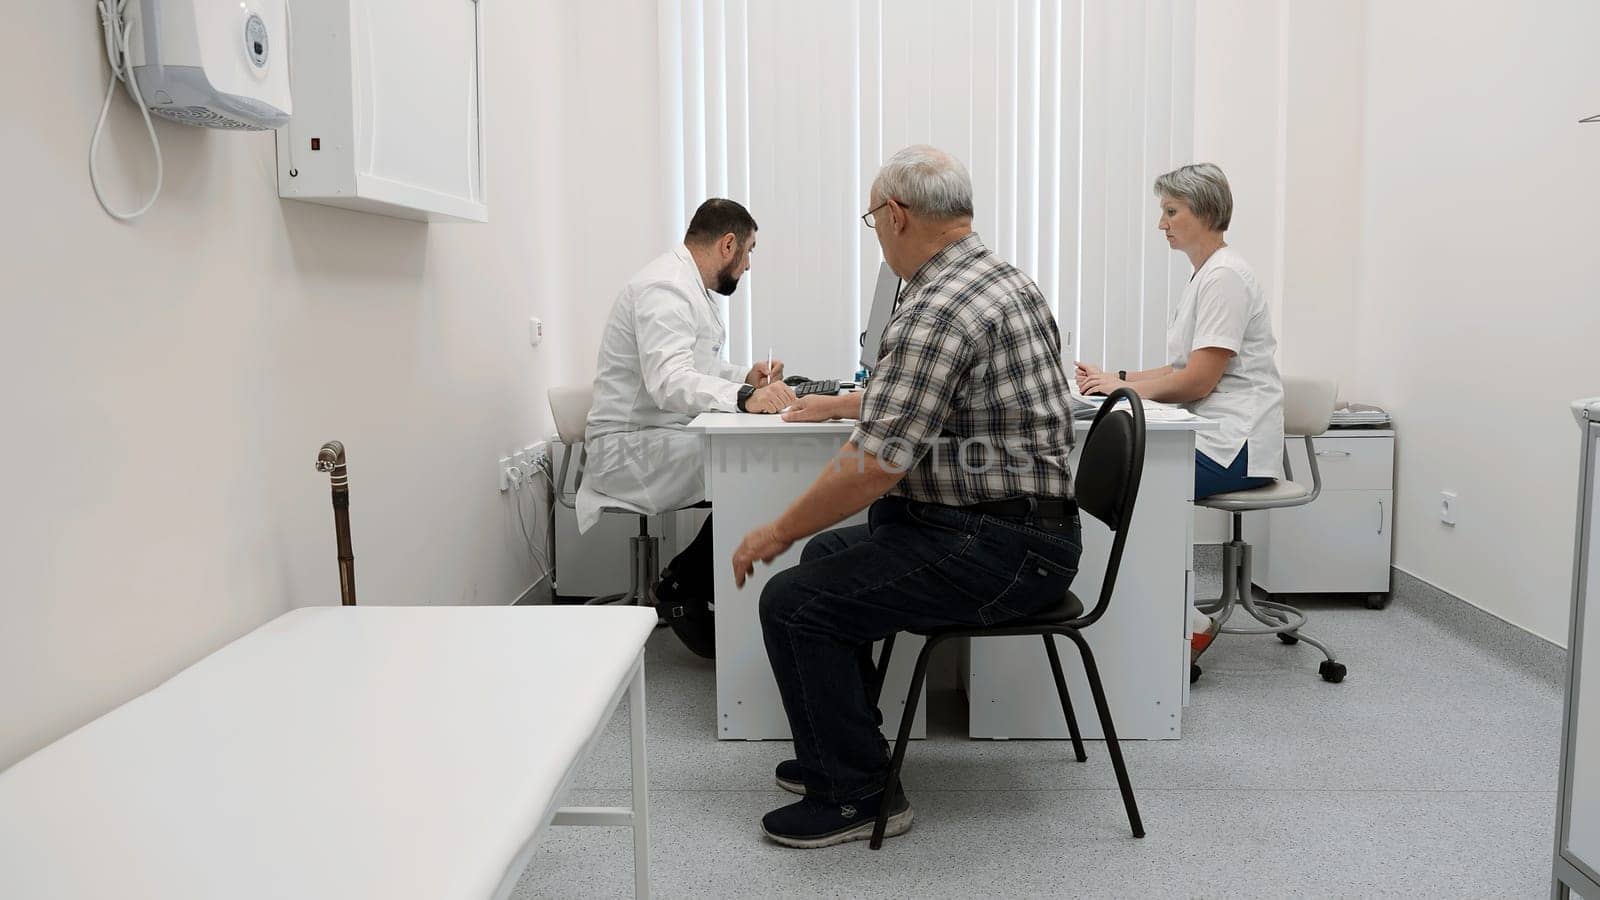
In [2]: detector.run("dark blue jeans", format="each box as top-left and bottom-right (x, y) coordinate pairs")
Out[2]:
(1195, 445), (1272, 499)
(759, 496), (1083, 802)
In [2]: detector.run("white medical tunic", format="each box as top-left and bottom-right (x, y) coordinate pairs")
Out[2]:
(1167, 246), (1285, 479)
(576, 245), (748, 532)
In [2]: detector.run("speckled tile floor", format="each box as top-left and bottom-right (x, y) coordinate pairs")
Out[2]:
(513, 560), (1564, 898)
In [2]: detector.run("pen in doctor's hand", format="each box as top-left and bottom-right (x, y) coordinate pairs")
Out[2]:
(766, 348), (773, 386)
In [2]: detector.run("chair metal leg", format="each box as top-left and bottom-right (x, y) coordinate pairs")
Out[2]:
(1062, 628), (1144, 838)
(591, 518), (659, 608)
(1043, 635), (1087, 763)
(1200, 537), (1347, 682)
(870, 634), (897, 707)
(870, 636), (939, 850)
(1199, 542), (1242, 631)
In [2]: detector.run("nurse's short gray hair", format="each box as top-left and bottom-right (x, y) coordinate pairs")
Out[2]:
(872, 145), (975, 220)
(1153, 163), (1232, 232)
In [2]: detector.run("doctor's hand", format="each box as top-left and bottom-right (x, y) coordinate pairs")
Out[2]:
(744, 382), (797, 414)
(733, 523), (793, 588)
(747, 359), (785, 386)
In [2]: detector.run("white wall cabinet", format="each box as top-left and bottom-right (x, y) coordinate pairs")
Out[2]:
(1243, 430), (1394, 607)
(276, 0), (487, 222)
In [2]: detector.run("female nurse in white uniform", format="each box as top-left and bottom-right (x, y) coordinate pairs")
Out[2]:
(1076, 163), (1285, 663)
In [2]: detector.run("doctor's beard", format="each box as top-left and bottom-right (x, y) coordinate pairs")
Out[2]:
(713, 262), (743, 296)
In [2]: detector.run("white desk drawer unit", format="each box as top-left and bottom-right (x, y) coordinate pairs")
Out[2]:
(1243, 430), (1395, 608)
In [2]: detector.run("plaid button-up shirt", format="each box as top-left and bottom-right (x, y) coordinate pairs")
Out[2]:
(850, 233), (1075, 506)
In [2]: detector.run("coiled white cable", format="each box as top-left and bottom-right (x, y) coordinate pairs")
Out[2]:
(90, 0), (163, 221)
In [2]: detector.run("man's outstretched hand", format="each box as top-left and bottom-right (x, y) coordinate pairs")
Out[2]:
(733, 523), (793, 588)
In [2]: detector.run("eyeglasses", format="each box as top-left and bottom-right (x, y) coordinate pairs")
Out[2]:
(860, 199), (898, 229)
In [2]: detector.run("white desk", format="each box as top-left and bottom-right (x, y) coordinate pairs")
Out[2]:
(690, 410), (1215, 741)
(0, 606), (657, 900)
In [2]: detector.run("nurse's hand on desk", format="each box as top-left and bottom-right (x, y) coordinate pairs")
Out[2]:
(1079, 372), (1129, 397)
(1074, 361), (1104, 392)
(733, 524), (793, 588)
(747, 359), (785, 386)
(744, 382), (798, 414)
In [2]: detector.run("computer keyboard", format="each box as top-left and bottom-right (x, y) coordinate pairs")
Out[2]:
(792, 379), (841, 397)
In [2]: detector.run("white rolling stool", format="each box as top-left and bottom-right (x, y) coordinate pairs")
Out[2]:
(1194, 376), (1347, 684)
(547, 385), (660, 608)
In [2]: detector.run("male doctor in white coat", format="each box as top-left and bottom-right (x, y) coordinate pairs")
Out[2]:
(579, 199), (796, 655)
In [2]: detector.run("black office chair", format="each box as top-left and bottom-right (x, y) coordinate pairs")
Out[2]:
(867, 387), (1147, 849)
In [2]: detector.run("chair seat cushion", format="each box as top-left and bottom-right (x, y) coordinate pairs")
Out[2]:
(1010, 591), (1087, 626)
(1196, 479), (1309, 511)
(917, 591), (1085, 638)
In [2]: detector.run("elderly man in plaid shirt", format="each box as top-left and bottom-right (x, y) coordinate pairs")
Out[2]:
(731, 145), (1082, 848)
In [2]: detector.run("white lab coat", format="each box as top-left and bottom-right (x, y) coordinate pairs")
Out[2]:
(576, 245), (748, 532)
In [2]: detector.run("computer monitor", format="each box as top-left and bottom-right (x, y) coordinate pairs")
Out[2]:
(858, 262), (901, 371)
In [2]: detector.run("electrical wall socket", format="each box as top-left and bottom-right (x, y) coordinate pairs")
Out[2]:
(500, 444), (551, 493)
(1440, 490), (1458, 526)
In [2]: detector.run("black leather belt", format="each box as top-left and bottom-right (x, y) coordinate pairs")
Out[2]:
(965, 496), (1077, 520)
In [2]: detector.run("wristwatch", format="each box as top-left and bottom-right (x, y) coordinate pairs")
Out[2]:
(1118, 369), (1127, 382)
(736, 384), (755, 411)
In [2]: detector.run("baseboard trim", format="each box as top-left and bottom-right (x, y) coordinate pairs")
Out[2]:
(512, 573), (553, 606)
(1388, 566), (1567, 688)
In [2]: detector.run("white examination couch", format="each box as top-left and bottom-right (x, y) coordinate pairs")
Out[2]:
(0, 605), (655, 899)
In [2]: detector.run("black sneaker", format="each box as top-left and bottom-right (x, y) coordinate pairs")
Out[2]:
(775, 759), (806, 795)
(760, 789), (913, 849)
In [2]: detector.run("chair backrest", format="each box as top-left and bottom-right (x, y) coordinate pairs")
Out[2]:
(1283, 375), (1337, 438)
(1277, 375), (1339, 505)
(547, 385), (595, 507)
(1072, 387), (1146, 627)
(548, 385), (594, 445)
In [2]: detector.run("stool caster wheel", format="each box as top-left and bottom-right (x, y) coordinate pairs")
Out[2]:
(1318, 660), (1347, 683)
(1278, 632), (1299, 645)
(1365, 593), (1389, 610)
(1190, 663), (1202, 684)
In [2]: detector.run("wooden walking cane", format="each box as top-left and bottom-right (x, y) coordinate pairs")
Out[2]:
(314, 441), (357, 606)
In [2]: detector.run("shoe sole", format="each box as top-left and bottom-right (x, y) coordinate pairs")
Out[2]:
(760, 807), (914, 849)
(776, 776), (806, 795)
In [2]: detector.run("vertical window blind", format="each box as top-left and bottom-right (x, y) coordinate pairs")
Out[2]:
(659, 0), (1195, 379)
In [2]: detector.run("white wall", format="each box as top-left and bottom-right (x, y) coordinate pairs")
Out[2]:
(1198, 0), (1600, 644)
(1192, 0), (1285, 326)
(0, 0), (664, 769)
(1352, 0), (1600, 643)
(1193, 1), (1364, 384)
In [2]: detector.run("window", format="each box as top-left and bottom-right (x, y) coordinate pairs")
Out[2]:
(660, 0), (1195, 377)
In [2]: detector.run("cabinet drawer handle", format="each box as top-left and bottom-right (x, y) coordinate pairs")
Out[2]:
(1315, 449), (1352, 458)
(1377, 499), (1384, 535)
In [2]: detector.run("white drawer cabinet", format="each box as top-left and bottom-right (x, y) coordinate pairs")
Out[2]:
(1243, 430), (1394, 607)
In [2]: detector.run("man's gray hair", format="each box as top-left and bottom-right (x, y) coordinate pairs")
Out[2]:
(1153, 163), (1232, 232)
(872, 145), (974, 220)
